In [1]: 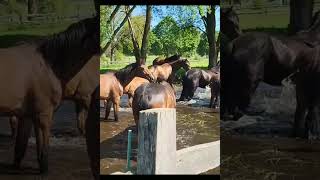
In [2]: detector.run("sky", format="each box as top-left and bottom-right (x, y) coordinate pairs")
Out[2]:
(132, 5), (220, 32)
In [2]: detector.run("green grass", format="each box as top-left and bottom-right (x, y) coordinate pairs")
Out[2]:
(100, 54), (210, 73)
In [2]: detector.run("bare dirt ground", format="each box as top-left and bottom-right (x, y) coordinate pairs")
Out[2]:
(0, 101), (93, 180)
(221, 82), (320, 180)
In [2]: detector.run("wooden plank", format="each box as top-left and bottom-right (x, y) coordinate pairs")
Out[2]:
(175, 141), (220, 174)
(137, 108), (177, 174)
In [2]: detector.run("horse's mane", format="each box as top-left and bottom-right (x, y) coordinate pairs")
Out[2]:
(115, 62), (139, 83)
(37, 16), (99, 70)
(165, 54), (181, 62)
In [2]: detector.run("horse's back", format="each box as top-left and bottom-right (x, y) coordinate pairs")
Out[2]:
(100, 72), (123, 99)
(0, 43), (61, 114)
(124, 77), (149, 96)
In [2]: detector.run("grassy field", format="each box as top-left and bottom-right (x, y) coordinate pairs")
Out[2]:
(100, 54), (211, 73)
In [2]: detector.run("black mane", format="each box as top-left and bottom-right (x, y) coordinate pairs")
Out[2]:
(37, 16), (100, 81)
(115, 63), (139, 84)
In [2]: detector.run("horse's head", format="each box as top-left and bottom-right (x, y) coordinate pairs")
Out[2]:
(181, 59), (191, 71)
(221, 7), (242, 40)
(134, 65), (156, 83)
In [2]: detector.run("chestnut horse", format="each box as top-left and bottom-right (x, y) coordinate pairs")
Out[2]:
(124, 77), (150, 107)
(149, 59), (191, 86)
(9, 55), (99, 137)
(132, 81), (176, 128)
(100, 63), (155, 121)
(0, 16), (100, 174)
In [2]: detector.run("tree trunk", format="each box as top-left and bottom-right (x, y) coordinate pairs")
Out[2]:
(140, 5), (152, 65)
(127, 15), (141, 63)
(102, 5), (136, 53)
(215, 32), (220, 65)
(289, 0), (314, 34)
(27, 0), (37, 20)
(206, 5), (216, 69)
(110, 46), (114, 64)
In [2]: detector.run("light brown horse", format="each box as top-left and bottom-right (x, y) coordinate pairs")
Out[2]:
(9, 55), (100, 137)
(100, 63), (155, 121)
(124, 77), (150, 107)
(132, 81), (176, 129)
(149, 59), (191, 86)
(0, 16), (100, 174)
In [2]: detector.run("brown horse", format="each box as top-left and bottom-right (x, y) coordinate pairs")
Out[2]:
(124, 77), (150, 107)
(152, 54), (181, 65)
(85, 85), (99, 179)
(179, 66), (220, 102)
(0, 16), (100, 174)
(100, 63), (155, 121)
(149, 59), (191, 86)
(132, 81), (176, 128)
(9, 55), (99, 137)
(209, 70), (220, 109)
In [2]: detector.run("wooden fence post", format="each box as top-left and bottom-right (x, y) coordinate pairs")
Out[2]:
(137, 108), (177, 174)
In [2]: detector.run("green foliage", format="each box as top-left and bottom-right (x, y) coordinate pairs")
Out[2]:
(114, 50), (124, 61)
(197, 33), (208, 56)
(100, 5), (113, 47)
(152, 16), (200, 57)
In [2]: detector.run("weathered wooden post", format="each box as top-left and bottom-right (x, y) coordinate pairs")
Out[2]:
(137, 108), (177, 174)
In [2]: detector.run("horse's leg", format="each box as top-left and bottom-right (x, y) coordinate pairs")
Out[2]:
(9, 116), (18, 139)
(76, 101), (88, 135)
(294, 88), (308, 138)
(306, 106), (320, 140)
(34, 109), (53, 174)
(113, 96), (120, 121)
(104, 100), (112, 120)
(14, 116), (33, 169)
(128, 95), (133, 108)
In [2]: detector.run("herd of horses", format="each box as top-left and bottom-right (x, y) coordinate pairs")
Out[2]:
(0, 16), (100, 178)
(100, 55), (220, 130)
(221, 7), (320, 139)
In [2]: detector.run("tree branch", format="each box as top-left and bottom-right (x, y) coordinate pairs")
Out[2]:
(107, 5), (121, 24)
(102, 5), (136, 53)
(140, 5), (152, 64)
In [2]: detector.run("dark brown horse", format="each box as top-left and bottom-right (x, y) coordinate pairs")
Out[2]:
(221, 9), (320, 121)
(149, 59), (191, 86)
(132, 81), (176, 129)
(152, 54), (181, 65)
(291, 45), (320, 139)
(85, 85), (100, 179)
(0, 16), (100, 174)
(209, 70), (221, 109)
(100, 63), (155, 121)
(179, 66), (220, 102)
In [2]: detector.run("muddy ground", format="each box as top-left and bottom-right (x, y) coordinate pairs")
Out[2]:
(0, 101), (93, 180)
(100, 85), (220, 175)
(221, 82), (320, 180)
